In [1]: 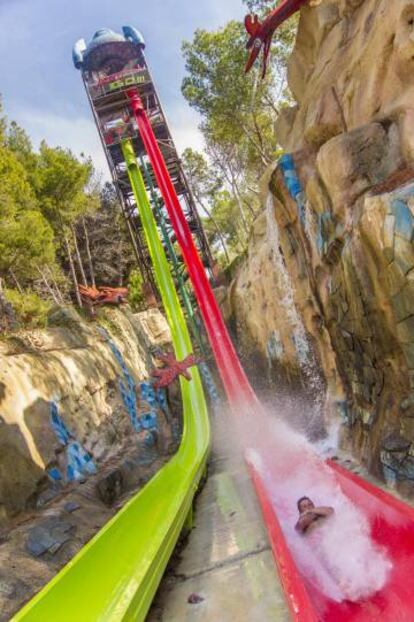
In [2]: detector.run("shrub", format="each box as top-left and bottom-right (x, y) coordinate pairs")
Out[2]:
(128, 269), (144, 311)
(4, 288), (51, 328)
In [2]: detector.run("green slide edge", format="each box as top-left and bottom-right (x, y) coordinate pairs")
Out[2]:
(13, 139), (210, 622)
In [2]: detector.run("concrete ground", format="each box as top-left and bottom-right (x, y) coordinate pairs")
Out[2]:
(147, 448), (290, 622)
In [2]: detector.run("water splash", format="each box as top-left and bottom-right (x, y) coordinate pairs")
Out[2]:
(238, 411), (392, 604)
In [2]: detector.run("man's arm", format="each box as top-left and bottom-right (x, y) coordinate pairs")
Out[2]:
(295, 511), (318, 533)
(295, 507), (334, 534)
(311, 506), (334, 517)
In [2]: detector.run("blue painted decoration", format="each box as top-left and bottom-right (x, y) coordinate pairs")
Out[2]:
(391, 199), (414, 242)
(138, 410), (158, 430)
(279, 154), (306, 225)
(49, 402), (96, 482)
(98, 327), (142, 432)
(98, 326), (164, 433)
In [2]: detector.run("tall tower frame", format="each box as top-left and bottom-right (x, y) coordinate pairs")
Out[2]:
(73, 27), (215, 306)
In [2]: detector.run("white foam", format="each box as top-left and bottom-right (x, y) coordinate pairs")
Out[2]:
(235, 409), (392, 603)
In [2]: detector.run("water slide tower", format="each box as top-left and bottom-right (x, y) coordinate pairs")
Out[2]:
(72, 27), (214, 302)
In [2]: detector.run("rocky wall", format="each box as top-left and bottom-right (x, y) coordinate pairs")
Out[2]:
(0, 306), (178, 522)
(226, 0), (414, 489)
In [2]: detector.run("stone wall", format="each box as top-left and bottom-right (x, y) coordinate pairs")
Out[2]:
(226, 0), (414, 489)
(0, 306), (177, 522)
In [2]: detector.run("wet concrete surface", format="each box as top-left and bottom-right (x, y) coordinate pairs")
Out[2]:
(147, 450), (290, 622)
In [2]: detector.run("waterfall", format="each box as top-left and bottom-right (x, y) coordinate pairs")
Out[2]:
(265, 193), (310, 366)
(265, 193), (325, 426)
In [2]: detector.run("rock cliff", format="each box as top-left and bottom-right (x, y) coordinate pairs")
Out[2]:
(0, 306), (177, 522)
(227, 0), (414, 489)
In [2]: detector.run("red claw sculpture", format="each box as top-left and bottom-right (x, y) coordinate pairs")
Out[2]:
(245, 0), (309, 78)
(79, 285), (128, 306)
(151, 352), (201, 389)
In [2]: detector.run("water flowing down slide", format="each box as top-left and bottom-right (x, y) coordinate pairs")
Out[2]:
(126, 87), (414, 621)
(13, 139), (210, 622)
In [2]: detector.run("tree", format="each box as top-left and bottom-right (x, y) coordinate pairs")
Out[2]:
(78, 183), (136, 287)
(33, 143), (96, 304)
(181, 148), (230, 264)
(182, 19), (294, 173)
(206, 190), (246, 255)
(0, 210), (55, 282)
(0, 100), (141, 324)
(128, 269), (144, 311)
(181, 12), (296, 258)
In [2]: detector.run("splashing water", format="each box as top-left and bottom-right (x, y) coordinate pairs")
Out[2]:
(230, 408), (392, 605)
(304, 198), (318, 247)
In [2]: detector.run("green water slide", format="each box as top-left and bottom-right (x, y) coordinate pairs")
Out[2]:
(13, 139), (210, 622)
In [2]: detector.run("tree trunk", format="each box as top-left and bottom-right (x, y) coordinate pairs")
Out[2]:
(36, 265), (60, 304)
(231, 181), (250, 236)
(71, 224), (88, 287)
(82, 218), (96, 288)
(9, 269), (23, 294)
(46, 265), (65, 303)
(64, 234), (83, 307)
(197, 198), (230, 264)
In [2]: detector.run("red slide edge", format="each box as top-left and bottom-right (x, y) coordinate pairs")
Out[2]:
(248, 461), (319, 622)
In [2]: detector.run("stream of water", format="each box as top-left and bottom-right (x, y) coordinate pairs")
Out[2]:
(265, 193), (325, 430)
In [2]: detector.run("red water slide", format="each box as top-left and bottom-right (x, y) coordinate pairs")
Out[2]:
(127, 87), (414, 621)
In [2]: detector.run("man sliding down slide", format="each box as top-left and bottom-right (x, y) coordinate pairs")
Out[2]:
(244, 0), (322, 77)
(295, 496), (334, 534)
(293, 494), (391, 602)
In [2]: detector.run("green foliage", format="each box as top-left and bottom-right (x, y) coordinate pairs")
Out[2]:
(128, 269), (144, 311)
(0, 143), (37, 215)
(204, 190), (245, 253)
(4, 288), (51, 328)
(33, 142), (94, 230)
(181, 8), (296, 261)
(0, 209), (55, 280)
(0, 95), (148, 329)
(182, 18), (294, 171)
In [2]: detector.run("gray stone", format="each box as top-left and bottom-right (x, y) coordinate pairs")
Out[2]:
(36, 483), (63, 509)
(382, 432), (411, 453)
(400, 456), (414, 480)
(380, 450), (405, 472)
(26, 518), (75, 557)
(0, 576), (28, 599)
(47, 306), (84, 328)
(96, 469), (124, 506)
(64, 501), (81, 513)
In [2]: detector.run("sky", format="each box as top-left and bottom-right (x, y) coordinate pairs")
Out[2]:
(0, 0), (245, 179)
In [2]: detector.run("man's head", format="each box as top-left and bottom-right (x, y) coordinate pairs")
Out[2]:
(297, 496), (315, 514)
